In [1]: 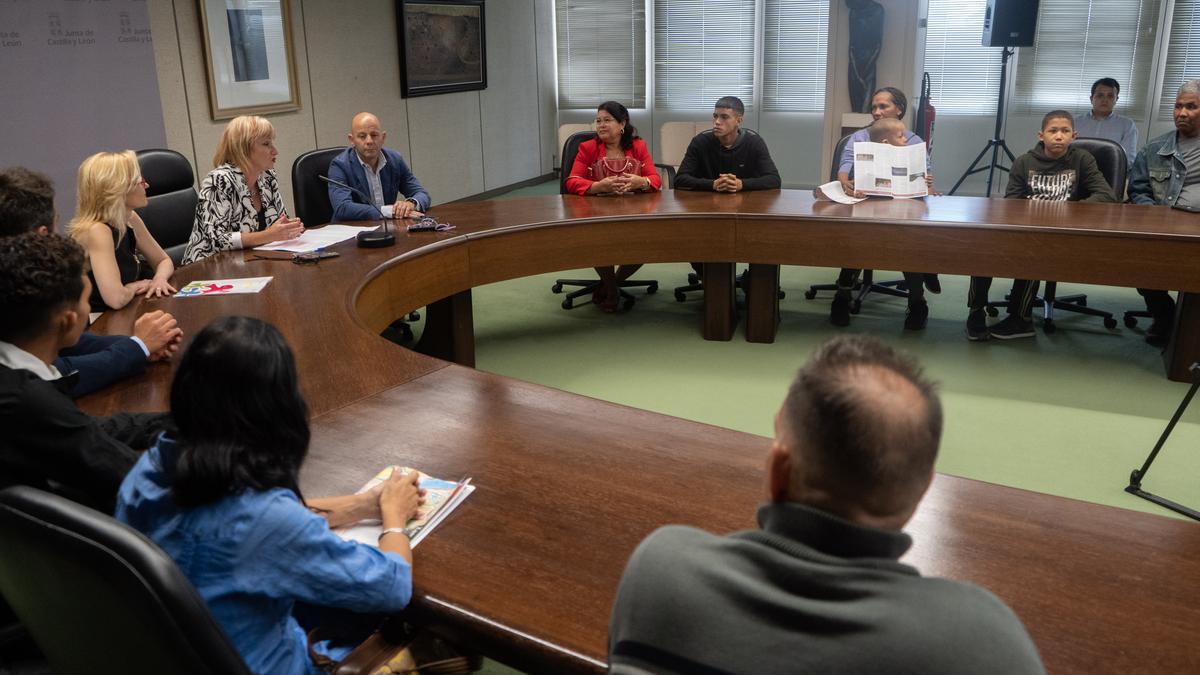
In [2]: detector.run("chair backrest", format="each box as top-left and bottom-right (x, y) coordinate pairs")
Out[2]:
(135, 149), (197, 266)
(291, 147), (345, 226)
(830, 133), (854, 182)
(557, 123), (593, 160)
(1073, 137), (1128, 198)
(559, 131), (598, 195)
(658, 121), (709, 168)
(655, 164), (676, 190)
(0, 486), (251, 675)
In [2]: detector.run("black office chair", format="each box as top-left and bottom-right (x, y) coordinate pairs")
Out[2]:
(293, 147), (419, 339)
(803, 133), (910, 312)
(670, 129), (785, 304)
(0, 485), (251, 675)
(552, 131), (660, 310)
(984, 137), (1122, 333)
(291, 146), (345, 227)
(135, 149), (198, 266)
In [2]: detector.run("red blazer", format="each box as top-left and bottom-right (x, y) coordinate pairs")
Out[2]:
(565, 138), (662, 196)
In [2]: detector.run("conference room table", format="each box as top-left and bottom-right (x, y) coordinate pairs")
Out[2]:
(80, 190), (1200, 673)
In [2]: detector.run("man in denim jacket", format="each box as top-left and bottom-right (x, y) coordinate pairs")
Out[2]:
(1127, 79), (1200, 345)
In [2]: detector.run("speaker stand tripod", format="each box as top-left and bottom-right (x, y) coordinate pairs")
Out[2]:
(950, 46), (1016, 196)
(1126, 362), (1200, 521)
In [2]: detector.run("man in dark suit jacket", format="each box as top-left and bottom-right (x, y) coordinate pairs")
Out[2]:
(0, 233), (169, 512)
(327, 112), (431, 222)
(0, 167), (183, 397)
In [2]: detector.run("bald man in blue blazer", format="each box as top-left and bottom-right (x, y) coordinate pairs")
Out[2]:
(327, 112), (431, 222)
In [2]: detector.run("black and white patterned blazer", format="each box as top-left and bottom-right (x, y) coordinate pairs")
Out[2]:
(181, 164), (285, 266)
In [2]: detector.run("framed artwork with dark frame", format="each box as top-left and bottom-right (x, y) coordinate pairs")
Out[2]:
(197, 0), (301, 120)
(396, 0), (487, 98)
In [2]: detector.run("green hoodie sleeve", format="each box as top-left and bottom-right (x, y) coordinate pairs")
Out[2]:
(1076, 151), (1118, 202)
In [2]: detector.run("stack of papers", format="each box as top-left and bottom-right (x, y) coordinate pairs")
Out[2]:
(255, 225), (379, 253)
(336, 466), (475, 549)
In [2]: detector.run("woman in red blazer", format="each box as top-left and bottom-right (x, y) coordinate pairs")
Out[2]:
(565, 101), (662, 311)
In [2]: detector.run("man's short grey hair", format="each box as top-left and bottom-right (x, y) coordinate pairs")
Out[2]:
(1180, 80), (1200, 98)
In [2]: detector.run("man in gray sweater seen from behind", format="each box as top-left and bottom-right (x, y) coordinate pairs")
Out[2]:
(608, 335), (1045, 675)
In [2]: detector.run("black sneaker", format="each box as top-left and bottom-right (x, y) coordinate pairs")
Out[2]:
(989, 314), (1035, 340)
(830, 292), (851, 327)
(924, 274), (942, 294)
(904, 302), (929, 330)
(966, 309), (989, 341)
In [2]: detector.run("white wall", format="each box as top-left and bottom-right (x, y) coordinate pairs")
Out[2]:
(147, 0), (558, 215)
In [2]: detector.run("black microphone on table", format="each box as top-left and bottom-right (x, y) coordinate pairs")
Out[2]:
(318, 174), (396, 248)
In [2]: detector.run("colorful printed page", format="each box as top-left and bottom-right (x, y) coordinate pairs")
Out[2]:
(335, 466), (474, 549)
(853, 141), (929, 199)
(176, 277), (273, 297)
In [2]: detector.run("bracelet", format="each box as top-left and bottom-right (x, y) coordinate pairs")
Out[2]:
(378, 527), (412, 543)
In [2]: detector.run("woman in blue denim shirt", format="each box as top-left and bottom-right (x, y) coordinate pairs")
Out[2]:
(117, 316), (424, 674)
(1126, 79), (1200, 345)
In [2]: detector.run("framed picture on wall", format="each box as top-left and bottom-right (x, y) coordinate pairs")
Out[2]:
(198, 0), (301, 120)
(396, 0), (487, 98)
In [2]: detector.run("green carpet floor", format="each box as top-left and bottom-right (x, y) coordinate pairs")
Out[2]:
(454, 180), (1200, 522)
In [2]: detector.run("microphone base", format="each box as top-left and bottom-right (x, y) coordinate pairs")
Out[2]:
(356, 230), (396, 248)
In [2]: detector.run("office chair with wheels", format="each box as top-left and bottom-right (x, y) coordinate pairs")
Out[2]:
(552, 131), (661, 310)
(804, 133), (910, 312)
(135, 149), (198, 266)
(984, 137), (1122, 333)
(293, 147), (419, 339)
(0, 485), (252, 675)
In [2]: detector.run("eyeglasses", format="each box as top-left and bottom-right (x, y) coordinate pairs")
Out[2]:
(130, 177), (149, 189)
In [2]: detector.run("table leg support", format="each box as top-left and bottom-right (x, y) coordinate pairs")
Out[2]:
(415, 290), (475, 367)
(745, 263), (780, 344)
(1164, 291), (1199, 383)
(702, 262), (736, 341)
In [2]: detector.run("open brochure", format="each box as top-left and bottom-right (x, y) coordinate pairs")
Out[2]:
(335, 466), (475, 549)
(852, 141), (929, 199)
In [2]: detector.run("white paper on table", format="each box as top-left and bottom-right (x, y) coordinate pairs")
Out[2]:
(254, 225), (379, 253)
(176, 276), (273, 297)
(853, 141), (928, 199)
(814, 181), (867, 204)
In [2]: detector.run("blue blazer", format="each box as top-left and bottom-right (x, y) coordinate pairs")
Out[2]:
(54, 332), (146, 398)
(327, 147), (431, 222)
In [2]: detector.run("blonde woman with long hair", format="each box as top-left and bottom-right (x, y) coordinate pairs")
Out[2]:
(181, 116), (303, 265)
(69, 150), (176, 311)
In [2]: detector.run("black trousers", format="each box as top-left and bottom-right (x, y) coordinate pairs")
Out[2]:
(968, 277), (1039, 317)
(1137, 288), (1175, 325)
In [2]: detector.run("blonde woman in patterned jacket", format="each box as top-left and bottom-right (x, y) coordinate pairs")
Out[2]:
(181, 116), (304, 265)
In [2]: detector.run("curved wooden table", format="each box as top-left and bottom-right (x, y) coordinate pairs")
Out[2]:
(82, 191), (1200, 674)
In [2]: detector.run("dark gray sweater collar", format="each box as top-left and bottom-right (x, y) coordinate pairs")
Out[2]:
(754, 501), (914, 561)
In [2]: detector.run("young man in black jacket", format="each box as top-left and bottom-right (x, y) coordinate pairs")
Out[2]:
(674, 97), (782, 304)
(966, 110), (1116, 341)
(0, 232), (169, 512)
(674, 96), (781, 192)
